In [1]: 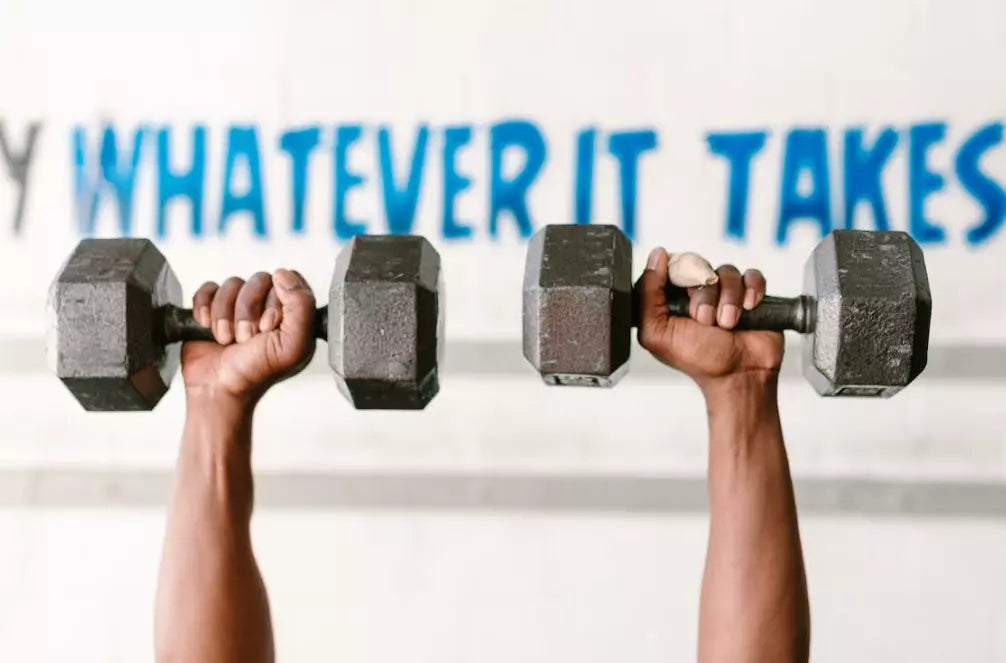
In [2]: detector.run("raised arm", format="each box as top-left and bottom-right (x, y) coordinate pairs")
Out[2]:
(154, 269), (317, 663)
(636, 248), (810, 663)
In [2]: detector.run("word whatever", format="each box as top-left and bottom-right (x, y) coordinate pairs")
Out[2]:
(71, 122), (657, 241)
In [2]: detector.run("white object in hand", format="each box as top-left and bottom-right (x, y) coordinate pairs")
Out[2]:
(667, 252), (719, 288)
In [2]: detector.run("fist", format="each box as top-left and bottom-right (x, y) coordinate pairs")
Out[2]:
(635, 247), (784, 391)
(181, 269), (317, 404)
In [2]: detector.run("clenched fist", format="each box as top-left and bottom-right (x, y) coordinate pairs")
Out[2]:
(636, 248), (784, 393)
(181, 269), (317, 405)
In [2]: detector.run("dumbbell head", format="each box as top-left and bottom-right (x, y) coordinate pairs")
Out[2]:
(329, 235), (443, 409)
(523, 224), (632, 386)
(47, 238), (183, 411)
(802, 230), (930, 397)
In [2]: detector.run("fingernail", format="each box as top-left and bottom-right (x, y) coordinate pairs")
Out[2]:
(743, 289), (757, 311)
(197, 306), (210, 327)
(718, 304), (740, 329)
(260, 309), (277, 332)
(697, 304), (715, 326)
(214, 319), (233, 344)
(235, 320), (254, 343)
(647, 247), (665, 270)
(274, 269), (298, 290)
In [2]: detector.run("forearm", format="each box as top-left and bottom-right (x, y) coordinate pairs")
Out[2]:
(697, 373), (810, 663)
(155, 393), (274, 663)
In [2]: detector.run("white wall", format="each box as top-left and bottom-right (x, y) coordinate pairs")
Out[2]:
(3, 509), (1006, 663)
(2, 0), (1006, 660)
(1, 366), (1005, 661)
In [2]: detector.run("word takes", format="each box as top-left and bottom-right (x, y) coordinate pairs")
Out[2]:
(708, 122), (1006, 245)
(0, 120), (43, 235)
(73, 122), (659, 241)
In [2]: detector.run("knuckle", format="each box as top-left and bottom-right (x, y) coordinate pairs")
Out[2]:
(695, 284), (718, 302)
(717, 264), (741, 278)
(291, 289), (316, 305)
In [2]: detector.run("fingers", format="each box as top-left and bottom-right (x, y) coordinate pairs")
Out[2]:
(210, 277), (245, 344)
(742, 269), (767, 310)
(192, 270), (312, 346)
(715, 264), (744, 330)
(636, 248), (671, 345)
(192, 282), (219, 327)
(234, 272), (272, 343)
(681, 260), (764, 329)
(689, 281), (719, 326)
(638, 247), (754, 371)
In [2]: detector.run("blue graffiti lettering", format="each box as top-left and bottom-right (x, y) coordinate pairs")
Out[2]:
(608, 130), (657, 241)
(219, 125), (267, 237)
(442, 125), (474, 240)
(843, 127), (897, 231)
(908, 122), (948, 244)
(157, 125), (206, 238)
(489, 120), (546, 239)
(706, 131), (768, 240)
(334, 125), (367, 239)
(956, 122), (1005, 246)
(378, 125), (428, 235)
(778, 128), (831, 244)
(279, 126), (321, 234)
(72, 125), (146, 236)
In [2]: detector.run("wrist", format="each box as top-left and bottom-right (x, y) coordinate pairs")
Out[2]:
(185, 384), (255, 410)
(181, 390), (255, 467)
(184, 386), (257, 419)
(701, 370), (779, 413)
(700, 370), (782, 455)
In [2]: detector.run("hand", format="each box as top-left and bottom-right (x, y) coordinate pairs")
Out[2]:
(635, 247), (784, 394)
(181, 269), (317, 406)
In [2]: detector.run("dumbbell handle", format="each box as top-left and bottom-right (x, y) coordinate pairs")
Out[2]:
(153, 304), (331, 345)
(665, 293), (816, 334)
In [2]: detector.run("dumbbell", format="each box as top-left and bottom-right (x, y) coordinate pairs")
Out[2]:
(47, 235), (444, 411)
(523, 224), (932, 397)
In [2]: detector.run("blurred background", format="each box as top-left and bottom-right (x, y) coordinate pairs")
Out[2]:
(2, 0), (1006, 660)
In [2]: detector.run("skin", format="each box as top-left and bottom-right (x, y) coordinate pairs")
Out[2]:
(636, 248), (811, 663)
(153, 250), (809, 663)
(154, 268), (316, 663)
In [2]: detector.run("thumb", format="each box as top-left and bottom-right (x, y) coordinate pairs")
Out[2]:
(272, 268), (316, 335)
(635, 247), (671, 335)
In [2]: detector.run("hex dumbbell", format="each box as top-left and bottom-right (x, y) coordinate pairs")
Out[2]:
(47, 235), (444, 410)
(523, 224), (931, 397)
